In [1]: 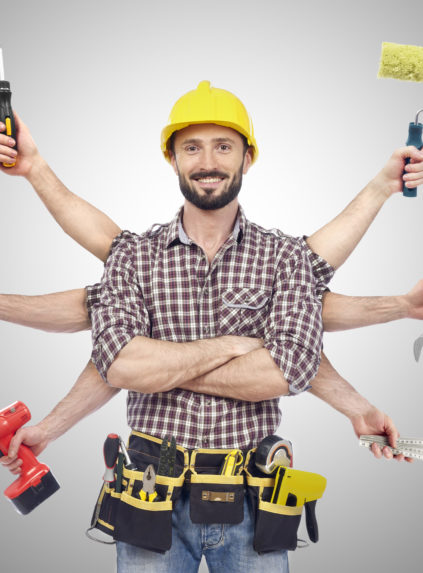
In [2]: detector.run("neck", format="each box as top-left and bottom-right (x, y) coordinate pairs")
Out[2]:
(182, 200), (239, 259)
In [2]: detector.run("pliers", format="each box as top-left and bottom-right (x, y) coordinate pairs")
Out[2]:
(139, 464), (158, 502)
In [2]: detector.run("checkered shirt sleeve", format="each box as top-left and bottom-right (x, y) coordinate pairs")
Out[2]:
(263, 239), (324, 396)
(300, 236), (334, 300)
(90, 231), (150, 381)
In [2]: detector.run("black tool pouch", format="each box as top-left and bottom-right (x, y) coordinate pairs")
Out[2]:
(189, 449), (245, 524)
(245, 449), (303, 553)
(88, 432), (188, 554)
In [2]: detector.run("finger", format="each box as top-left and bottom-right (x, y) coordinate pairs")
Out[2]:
(371, 443), (383, 459)
(403, 177), (423, 188)
(8, 431), (27, 459)
(0, 455), (22, 469)
(382, 446), (393, 460)
(0, 148), (17, 164)
(404, 158), (423, 171)
(6, 459), (23, 473)
(401, 146), (423, 162)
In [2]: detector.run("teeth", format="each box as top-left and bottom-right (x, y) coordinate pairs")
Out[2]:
(198, 177), (222, 183)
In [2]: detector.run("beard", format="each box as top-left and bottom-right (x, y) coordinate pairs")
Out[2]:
(177, 164), (244, 210)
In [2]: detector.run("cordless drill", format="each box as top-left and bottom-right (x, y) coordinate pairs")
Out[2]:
(0, 401), (60, 514)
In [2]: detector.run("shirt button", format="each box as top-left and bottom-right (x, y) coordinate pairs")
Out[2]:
(203, 438), (209, 446)
(203, 325), (210, 334)
(203, 288), (208, 296)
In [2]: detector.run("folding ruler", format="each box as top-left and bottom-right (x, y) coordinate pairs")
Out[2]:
(359, 435), (423, 460)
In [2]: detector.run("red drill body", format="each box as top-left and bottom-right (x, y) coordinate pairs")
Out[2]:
(0, 401), (60, 514)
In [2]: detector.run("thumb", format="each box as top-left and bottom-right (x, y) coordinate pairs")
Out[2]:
(8, 428), (28, 459)
(383, 415), (399, 448)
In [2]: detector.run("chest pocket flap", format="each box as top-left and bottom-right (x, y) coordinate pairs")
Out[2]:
(222, 287), (270, 310)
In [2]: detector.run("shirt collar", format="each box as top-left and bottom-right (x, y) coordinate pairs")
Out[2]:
(165, 205), (246, 248)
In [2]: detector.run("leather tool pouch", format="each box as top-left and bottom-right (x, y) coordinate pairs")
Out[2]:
(188, 449), (245, 525)
(88, 431), (188, 554)
(245, 449), (303, 553)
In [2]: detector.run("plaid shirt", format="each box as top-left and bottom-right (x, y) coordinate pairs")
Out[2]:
(87, 207), (333, 449)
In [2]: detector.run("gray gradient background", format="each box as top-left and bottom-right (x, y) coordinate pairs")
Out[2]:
(1, 1), (423, 571)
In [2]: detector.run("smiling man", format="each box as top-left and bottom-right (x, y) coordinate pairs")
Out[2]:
(1, 80), (423, 573)
(170, 124), (249, 211)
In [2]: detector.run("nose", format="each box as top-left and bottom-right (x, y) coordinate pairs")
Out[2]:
(199, 145), (217, 172)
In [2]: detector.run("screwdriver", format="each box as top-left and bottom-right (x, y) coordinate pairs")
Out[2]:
(118, 436), (137, 470)
(0, 48), (16, 168)
(103, 434), (120, 483)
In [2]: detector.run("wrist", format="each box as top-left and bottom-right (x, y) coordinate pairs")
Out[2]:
(368, 173), (396, 201)
(37, 417), (60, 444)
(26, 153), (49, 186)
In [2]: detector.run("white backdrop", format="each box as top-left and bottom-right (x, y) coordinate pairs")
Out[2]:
(1, 1), (423, 571)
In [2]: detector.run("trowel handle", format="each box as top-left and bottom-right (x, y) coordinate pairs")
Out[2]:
(403, 122), (423, 197)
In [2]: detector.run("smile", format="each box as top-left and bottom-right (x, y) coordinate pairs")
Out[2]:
(196, 177), (224, 183)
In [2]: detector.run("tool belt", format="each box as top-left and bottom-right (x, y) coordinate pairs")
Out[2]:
(88, 431), (326, 555)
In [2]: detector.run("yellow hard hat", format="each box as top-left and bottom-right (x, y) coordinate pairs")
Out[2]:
(161, 80), (259, 163)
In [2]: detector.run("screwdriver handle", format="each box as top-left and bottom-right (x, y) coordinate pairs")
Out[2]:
(103, 433), (120, 483)
(403, 122), (423, 197)
(0, 80), (16, 168)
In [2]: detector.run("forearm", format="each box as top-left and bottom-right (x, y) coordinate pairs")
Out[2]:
(322, 291), (408, 332)
(308, 353), (371, 419)
(38, 361), (119, 443)
(307, 180), (388, 270)
(26, 157), (121, 262)
(106, 335), (259, 392)
(0, 288), (90, 332)
(180, 348), (289, 402)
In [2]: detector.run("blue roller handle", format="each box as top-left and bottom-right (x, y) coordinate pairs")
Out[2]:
(404, 122), (423, 197)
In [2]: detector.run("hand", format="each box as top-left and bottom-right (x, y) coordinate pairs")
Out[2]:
(403, 279), (423, 320)
(372, 146), (423, 198)
(350, 406), (413, 463)
(0, 112), (43, 178)
(0, 425), (50, 475)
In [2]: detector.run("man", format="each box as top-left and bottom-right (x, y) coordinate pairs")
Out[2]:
(1, 81), (422, 571)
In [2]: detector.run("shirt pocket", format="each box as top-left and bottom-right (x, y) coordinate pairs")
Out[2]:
(219, 287), (270, 336)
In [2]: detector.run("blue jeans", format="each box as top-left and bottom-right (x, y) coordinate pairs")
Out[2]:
(116, 489), (289, 572)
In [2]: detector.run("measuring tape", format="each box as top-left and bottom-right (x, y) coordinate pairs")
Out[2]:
(359, 435), (423, 461)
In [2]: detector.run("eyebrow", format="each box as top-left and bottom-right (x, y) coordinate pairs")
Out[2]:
(180, 137), (238, 146)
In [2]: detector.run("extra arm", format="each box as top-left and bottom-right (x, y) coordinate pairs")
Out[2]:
(322, 279), (423, 331)
(307, 147), (423, 270)
(309, 353), (411, 462)
(0, 288), (90, 332)
(0, 115), (121, 262)
(0, 361), (119, 473)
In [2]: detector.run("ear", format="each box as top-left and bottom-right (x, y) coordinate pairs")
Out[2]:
(242, 147), (253, 174)
(169, 151), (179, 176)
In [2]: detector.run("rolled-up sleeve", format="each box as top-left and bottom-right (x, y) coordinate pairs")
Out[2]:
(300, 236), (335, 301)
(90, 231), (150, 381)
(263, 240), (324, 396)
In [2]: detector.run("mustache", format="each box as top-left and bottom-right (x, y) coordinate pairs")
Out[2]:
(189, 170), (229, 180)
